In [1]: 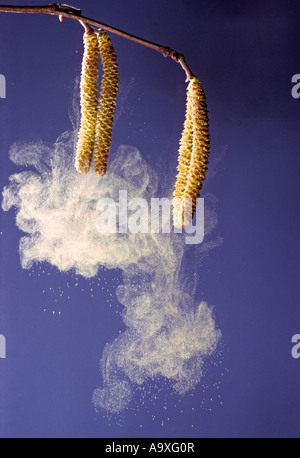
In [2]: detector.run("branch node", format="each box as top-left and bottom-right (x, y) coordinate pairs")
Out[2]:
(161, 47), (173, 58)
(52, 3), (82, 16)
(171, 51), (183, 62)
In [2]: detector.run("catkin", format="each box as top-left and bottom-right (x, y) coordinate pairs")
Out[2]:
(94, 30), (119, 177)
(173, 77), (210, 228)
(75, 31), (99, 174)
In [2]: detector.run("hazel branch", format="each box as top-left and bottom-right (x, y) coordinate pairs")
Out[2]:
(0, 3), (194, 81)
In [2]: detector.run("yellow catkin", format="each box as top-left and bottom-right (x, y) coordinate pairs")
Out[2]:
(173, 85), (193, 201)
(173, 77), (210, 228)
(75, 31), (99, 174)
(94, 30), (119, 177)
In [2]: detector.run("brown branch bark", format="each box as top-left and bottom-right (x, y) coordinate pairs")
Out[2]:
(0, 3), (194, 81)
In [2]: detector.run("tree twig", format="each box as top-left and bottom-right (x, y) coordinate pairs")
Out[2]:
(0, 3), (194, 81)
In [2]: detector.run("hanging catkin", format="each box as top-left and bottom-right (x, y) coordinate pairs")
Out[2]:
(94, 30), (119, 177)
(75, 30), (99, 174)
(173, 76), (210, 228)
(173, 83), (193, 203)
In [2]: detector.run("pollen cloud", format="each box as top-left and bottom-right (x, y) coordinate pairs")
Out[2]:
(2, 127), (221, 413)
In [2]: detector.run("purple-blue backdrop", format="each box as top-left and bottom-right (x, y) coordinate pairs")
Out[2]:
(0, 0), (300, 438)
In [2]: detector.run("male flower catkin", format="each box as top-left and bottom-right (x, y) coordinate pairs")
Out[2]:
(75, 31), (99, 174)
(173, 77), (210, 228)
(94, 30), (119, 177)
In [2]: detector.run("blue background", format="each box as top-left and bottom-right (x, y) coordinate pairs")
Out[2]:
(0, 0), (300, 438)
